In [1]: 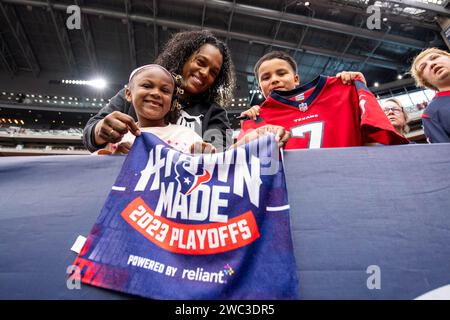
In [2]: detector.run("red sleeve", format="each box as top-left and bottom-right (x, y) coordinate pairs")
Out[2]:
(356, 81), (409, 145)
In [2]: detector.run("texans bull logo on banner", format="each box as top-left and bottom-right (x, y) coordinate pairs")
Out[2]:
(71, 133), (299, 300)
(175, 160), (212, 196)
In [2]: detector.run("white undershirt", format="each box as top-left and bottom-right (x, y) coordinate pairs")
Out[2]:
(121, 123), (203, 153)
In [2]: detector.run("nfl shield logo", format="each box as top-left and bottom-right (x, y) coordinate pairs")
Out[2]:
(298, 102), (308, 112)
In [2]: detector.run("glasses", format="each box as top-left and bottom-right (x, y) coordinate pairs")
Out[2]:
(383, 107), (403, 114)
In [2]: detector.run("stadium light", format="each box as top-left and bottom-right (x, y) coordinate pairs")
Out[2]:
(61, 78), (107, 89)
(88, 78), (107, 89)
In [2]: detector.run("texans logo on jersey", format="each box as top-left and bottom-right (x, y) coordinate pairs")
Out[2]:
(175, 159), (211, 195)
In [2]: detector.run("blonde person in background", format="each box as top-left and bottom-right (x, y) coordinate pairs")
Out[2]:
(381, 98), (409, 138)
(411, 47), (450, 143)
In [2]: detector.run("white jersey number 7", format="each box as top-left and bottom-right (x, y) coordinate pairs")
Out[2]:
(291, 122), (324, 149)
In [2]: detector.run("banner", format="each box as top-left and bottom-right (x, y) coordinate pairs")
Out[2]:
(72, 132), (299, 299)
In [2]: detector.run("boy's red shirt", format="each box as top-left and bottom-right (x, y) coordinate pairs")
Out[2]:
(239, 75), (409, 149)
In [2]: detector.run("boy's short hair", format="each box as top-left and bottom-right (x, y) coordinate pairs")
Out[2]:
(254, 51), (298, 80)
(410, 47), (450, 91)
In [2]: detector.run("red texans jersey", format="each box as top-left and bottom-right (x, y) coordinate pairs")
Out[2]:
(240, 75), (409, 150)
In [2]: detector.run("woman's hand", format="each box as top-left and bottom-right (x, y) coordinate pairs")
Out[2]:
(94, 111), (140, 145)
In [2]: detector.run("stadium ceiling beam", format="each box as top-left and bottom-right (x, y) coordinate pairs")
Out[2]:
(358, 25), (392, 72)
(0, 2), (40, 76)
(308, 0), (440, 31)
(389, 0), (450, 16)
(214, 29), (400, 70)
(1, 0), (401, 70)
(201, 0), (206, 28)
(249, 1), (292, 102)
(292, 2), (317, 60)
(125, 0), (137, 69)
(74, 0), (98, 71)
(370, 77), (415, 93)
(225, 0), (236, 45)
(266, 1), (289, 53)
(3, 0), (427, 50)
(46, 0), (78, 76)
(152, 0), (158, 60)
(182, 0), (427, 50)
(0, 33), (18, 77)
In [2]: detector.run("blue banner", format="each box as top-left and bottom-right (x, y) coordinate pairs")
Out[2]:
(72, 132), (299, 299)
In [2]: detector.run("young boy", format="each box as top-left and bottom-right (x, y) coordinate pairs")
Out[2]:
(238, 51), (409, 149)
(411, 48), (450, 143)
(100, 64), (215, 154)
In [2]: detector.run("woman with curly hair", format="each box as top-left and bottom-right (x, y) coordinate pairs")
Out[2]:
(83, 30), (236, 153)
(97, 64), (216, 155)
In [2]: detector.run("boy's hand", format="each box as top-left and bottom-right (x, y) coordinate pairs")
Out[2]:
(95, 111), (141, 145)
(190, 141), (217, 154)
(336, 71), (366, 85)
(234, 125), (291, 148)
(239, 105), (260, 121)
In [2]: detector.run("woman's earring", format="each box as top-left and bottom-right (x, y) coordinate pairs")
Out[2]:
(172, 73), (183, 85)
(171, 101), (181, 111)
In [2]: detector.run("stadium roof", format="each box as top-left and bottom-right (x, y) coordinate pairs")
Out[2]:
(0, 0), (449, 101)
